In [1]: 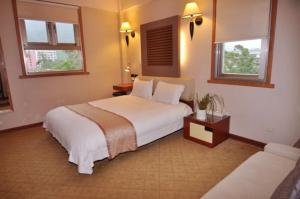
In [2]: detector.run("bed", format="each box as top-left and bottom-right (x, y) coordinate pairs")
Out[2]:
(43, 76), (194, 174)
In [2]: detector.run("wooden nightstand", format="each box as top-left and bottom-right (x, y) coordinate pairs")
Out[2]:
(112, 83), (133, 96)
(184, 113), (230, 147)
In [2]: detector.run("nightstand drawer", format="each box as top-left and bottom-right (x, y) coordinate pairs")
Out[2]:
(190, 122), (213, 143)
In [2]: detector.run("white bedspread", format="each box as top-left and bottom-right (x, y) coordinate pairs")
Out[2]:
(43, 95), (192, 174)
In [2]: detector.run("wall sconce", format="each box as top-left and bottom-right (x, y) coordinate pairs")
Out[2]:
(120, 22), (135, 47)
(124, 66), (138, 82)
(182, 2), (203, 40)
(124, 66), (131, 73)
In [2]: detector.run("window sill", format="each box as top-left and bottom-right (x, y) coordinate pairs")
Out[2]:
(207, 79), (275, 88)
(19, 71), (90, 79)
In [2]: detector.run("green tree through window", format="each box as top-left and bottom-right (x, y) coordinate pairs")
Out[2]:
(223, 44), (259, 75)
(36, 50), (82, 72)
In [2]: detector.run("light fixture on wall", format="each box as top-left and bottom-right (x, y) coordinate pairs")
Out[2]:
(124, 66), (131, 73)
(182, 2), (203, 40)
(120, 22), (135, 47)
(124, 65), (138, 82)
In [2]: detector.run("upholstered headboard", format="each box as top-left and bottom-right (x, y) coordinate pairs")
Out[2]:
(139, 76), (195, 101)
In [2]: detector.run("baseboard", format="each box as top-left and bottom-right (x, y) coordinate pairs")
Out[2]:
(229, 133), (266, 148)
(0, 122), (43, 133)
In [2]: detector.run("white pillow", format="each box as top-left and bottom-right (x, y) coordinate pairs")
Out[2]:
(152, 81), (184, 105)
(130, 78), (153, 99)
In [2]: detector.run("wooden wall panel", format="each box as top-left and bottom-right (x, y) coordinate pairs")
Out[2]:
(141, 16), (180, 77)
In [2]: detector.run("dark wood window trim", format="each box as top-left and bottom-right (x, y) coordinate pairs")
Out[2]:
(208, 0), (277, 88)
(12, 0), (88, 78)
(0, 38), (14, 111)
(19, 71), (89, 79)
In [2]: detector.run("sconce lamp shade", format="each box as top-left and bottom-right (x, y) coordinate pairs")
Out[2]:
(182, 2), (202, 19)
(124, 66), (131, 73)
(120, 22), (135, 46)
(120, 22), (133, 32)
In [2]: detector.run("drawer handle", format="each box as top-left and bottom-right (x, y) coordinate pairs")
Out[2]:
(205, 127), (213, 132)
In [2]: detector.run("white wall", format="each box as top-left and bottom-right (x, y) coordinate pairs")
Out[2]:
(121, 0), (300, 145)
(0, 0), (122, 130)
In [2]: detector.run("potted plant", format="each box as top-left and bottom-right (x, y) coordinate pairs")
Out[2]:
(196, 93), (224, 120)
(196, 94), (210, 120)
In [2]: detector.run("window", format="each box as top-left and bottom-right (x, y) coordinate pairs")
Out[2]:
(56, 22), (76, 44)
(209, 0), (277, 88)
(215, 38), (268, 81)
(13, 0), (87, 77)
(20, 19), (83, 75)
(24, 20), (48, 43)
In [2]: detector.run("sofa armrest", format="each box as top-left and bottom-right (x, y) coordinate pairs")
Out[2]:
(264, 143), (300, 161)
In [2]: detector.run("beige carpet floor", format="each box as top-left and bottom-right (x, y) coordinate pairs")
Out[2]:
(0, 126), (260, 199)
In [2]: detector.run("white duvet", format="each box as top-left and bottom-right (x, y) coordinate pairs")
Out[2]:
(43, 95), (192, 174)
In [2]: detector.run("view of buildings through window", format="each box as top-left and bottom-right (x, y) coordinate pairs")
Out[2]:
(24, 50), (83, 73)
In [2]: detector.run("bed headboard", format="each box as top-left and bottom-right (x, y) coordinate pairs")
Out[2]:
(139, 76), (195, 109)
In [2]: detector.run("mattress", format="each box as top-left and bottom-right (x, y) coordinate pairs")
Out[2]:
(43, 95), (192, 174)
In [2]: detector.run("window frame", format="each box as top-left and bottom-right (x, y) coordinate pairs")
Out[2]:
(20, 20), (81, 50)
(12, 0), (88, 78)
(208, 0), (278, 88)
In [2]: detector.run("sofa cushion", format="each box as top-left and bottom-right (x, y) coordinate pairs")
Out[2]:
(201, 152), (296, 199)
(265, 143), (300, 161)
(271, 158), (300, 199)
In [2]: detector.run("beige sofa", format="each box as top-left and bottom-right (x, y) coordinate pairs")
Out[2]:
(201, 143), (300, 199)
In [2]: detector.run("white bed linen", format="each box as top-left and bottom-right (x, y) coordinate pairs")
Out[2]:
(43, 95), (192, 174)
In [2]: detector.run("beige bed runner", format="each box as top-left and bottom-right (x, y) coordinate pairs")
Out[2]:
(66, 103), (137, 159)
